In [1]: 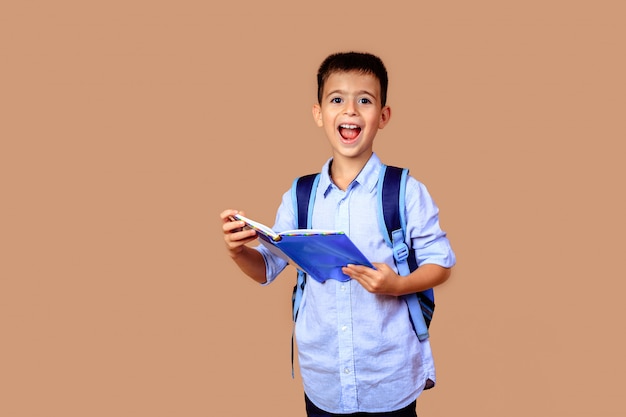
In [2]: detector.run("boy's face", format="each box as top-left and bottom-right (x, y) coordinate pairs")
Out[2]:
(312, 71), (391, 163)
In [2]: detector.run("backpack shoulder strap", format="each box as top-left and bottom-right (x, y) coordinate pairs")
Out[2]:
(290, 173), (320, 322)
(292, 173), (320, 230)
(377, 165), (415, 275)
(290, 173), (320, 378)
(377, 165), (433, 341)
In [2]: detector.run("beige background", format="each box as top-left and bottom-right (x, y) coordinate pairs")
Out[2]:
(1, 1), (625, 416)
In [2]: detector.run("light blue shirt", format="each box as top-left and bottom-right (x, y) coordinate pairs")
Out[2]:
(256, 153), (456, 413)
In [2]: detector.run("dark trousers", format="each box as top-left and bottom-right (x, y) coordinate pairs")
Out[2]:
(305, 395), (417, 417)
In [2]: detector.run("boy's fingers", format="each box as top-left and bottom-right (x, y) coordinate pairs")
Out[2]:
(222, 219), (244, 233)
(225, 228), (257, 244)
(345, 264), (377, 275)
(224, 231), (255, 251)
(220, 209), (238, 220)
(220, 209), (246, 222)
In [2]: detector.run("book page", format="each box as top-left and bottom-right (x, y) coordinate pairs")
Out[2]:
(233, 214), (279, 241)
(278, 229), (344, 237)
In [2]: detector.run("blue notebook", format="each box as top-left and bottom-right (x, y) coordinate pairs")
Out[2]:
(233, 214), (374, 283)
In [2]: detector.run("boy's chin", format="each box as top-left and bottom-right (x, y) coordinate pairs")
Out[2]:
(330, 143), (373, 159)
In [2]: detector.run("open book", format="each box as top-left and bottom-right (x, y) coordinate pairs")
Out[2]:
(232, 213), (374, 283)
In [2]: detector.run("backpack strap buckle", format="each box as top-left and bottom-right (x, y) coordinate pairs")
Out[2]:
(393, 240), (409, 262)
(391, 229), (411, 276)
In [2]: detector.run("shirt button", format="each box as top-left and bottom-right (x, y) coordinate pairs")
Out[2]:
(344, 368), (351, 374)
(340, 285), (346, 291)
(341, 325), (348, 332)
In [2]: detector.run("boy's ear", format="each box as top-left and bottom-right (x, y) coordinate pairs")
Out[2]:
(312, 104), (323, 127)
(378, 105), (391, 129)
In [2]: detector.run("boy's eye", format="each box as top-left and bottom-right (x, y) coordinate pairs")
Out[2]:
(358, 98), (372, 104)
(330, 97), (342, 104)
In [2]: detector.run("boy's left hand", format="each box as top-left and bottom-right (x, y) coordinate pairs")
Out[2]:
(342, 263), (402, 296)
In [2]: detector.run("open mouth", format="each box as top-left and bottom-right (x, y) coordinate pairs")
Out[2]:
(338, 124), (362, 141)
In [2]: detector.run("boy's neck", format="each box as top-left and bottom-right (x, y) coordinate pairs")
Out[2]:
(329, 152), (373, 191)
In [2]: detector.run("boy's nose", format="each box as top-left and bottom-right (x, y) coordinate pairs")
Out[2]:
(344, 101), (358, 116)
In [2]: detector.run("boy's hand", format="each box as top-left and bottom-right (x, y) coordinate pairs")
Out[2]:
(220, 209), (258, 258)
(342, 263), (402, 296)
(344, 263), (451, 296)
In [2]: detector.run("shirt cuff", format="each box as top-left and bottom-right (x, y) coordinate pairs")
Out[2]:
(255, 244), (288, 285)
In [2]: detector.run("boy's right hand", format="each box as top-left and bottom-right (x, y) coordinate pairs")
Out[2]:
(220, 209), (258, 258)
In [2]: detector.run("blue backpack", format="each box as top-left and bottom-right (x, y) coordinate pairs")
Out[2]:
(290, 165), (435, 342)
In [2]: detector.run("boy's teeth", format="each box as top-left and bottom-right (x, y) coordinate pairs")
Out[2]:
(339, 124), (361, 140)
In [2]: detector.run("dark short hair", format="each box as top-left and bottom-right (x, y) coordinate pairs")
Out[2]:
(317, 52), (389, 106)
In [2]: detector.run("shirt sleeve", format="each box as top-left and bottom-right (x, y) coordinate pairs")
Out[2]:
(405, 177), (456, 268)
(253, 189), (296, 285)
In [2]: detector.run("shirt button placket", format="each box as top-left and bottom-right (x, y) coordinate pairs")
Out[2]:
(335, 193), (357, 408)
(336, 281), (356, 408)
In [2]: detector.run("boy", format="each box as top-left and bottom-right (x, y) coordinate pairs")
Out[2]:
(221, 52), (455, 416)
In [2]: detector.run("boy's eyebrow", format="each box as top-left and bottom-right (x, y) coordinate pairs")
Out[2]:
(325, 89), (378, 99)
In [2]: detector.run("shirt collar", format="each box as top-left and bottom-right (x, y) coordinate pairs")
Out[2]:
(319, 153), (382, 197)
